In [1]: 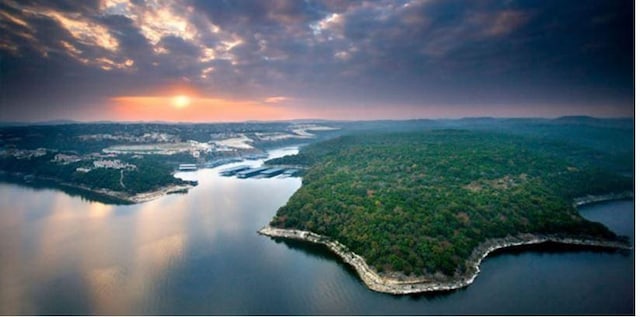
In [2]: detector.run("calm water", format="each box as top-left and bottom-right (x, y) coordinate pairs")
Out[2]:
(0, 147), (634, 315)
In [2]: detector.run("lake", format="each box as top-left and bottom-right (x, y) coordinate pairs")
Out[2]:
(0, 147), (633, 314)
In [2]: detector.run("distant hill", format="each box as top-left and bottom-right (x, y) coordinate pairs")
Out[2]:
(0, 120), (80, 127)
(552, 116), (633, 128)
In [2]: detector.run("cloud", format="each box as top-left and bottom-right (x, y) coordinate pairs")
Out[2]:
(469, 10), (530, 37)
(0, 10), (31, 29)
(0, 1), (140, 72)
(0, 0), (633, 121)
(30, 8), (120, 52)
(310, 12), (345, 39)
(263, 96), (291, 104)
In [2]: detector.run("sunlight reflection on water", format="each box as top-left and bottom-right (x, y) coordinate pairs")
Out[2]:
(0, 147), (302, 314)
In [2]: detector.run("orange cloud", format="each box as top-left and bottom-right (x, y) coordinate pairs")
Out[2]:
(30, 9), (120, 52)
(111, 95), (292, 122)
(263, 96), (292, 104)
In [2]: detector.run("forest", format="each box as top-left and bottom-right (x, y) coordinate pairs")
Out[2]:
(0, 151), (195, 195)
(270, 129), (633, 276)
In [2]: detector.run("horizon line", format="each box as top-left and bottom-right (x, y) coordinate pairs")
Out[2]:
(0, 115), (633, 126)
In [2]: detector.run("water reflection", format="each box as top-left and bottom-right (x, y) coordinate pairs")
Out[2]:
(0, 147), (302, 315)
(0, 174), (132, 205)
(0, 146), (632, 314)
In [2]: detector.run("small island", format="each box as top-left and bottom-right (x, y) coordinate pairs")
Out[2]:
(261, 129), (633, 294)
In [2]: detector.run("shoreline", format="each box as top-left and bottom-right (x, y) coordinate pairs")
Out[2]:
(0, 172), (195, 204)
(0, 145), (301, 204)
(101, 183), (196, 204)
(572, 191), (634, 207)
(259, 194), (633, 295)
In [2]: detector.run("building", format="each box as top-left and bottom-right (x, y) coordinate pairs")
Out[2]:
(220, 165), (251, 176)
(237, 167), (269, 178)
(281, 169), (298, 176)
(260, 168), (284, 178)
(178, 164), (197, 171)
(94, 159), (136, 170)
(53, 153), (81, 164)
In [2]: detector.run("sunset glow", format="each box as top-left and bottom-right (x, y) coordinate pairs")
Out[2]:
(111, 95), (292, 122)
(0, 0), (632, 122)
(172, 95), (191, 109)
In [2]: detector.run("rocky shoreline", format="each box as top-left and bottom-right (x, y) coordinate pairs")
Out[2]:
(100, 183), (196, 204)
(259, 194), (633, 295)
(572, 191), (634, 207)
(259, 226), (629, 294)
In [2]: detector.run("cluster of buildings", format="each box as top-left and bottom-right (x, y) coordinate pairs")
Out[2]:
(77, 132), (180, 143)
(53, 152), (119, 164)
(219, 165), (298, 179)
(52, 153), (82, 164)
(0, 146), (139, 174)
(1, 148), (48, 159)
(75, 159), (137, 173)
(93, 159), (136, 170)
(51, 152), (137, 173)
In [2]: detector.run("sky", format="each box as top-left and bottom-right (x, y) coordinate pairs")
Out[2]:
(0, 0), (634, 122)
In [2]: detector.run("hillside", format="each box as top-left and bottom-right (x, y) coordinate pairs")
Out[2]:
(268, 130), (632, 278)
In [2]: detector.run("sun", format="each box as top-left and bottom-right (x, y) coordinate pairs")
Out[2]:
(172, 95), (191, 109)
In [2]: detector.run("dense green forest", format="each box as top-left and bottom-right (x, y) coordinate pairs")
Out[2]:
(0, 152), (194, 194)
(270, 130), (633, 276)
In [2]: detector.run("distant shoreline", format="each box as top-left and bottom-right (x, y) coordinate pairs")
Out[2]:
(0, 146), (304, 205)
(259, 193), (633, 295)
(0, 171), (195, 204)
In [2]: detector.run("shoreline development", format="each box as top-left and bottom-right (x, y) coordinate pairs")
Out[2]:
(0, 145), (301, 205)
(259, 193), (633, 295)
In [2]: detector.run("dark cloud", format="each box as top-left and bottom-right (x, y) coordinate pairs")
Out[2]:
(0, 0), (633, 121)
(193, 0), (324, 30)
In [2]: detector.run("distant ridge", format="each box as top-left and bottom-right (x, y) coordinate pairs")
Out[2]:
(0, 116), (631, 127)
(457, 116), (497, 121)
(0, 118), (341, 126)
(0, 119), (80, 127)
(553, 115), (600, 123)
(552, 116), (632, 128)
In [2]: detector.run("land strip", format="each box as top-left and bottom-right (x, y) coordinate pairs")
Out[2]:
(259, 195), (632, 295)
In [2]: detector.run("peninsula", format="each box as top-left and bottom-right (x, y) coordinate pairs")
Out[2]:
(262, 128), (633, 294)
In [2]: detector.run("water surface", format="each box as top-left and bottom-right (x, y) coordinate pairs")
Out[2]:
(0, 147), (633, 314)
